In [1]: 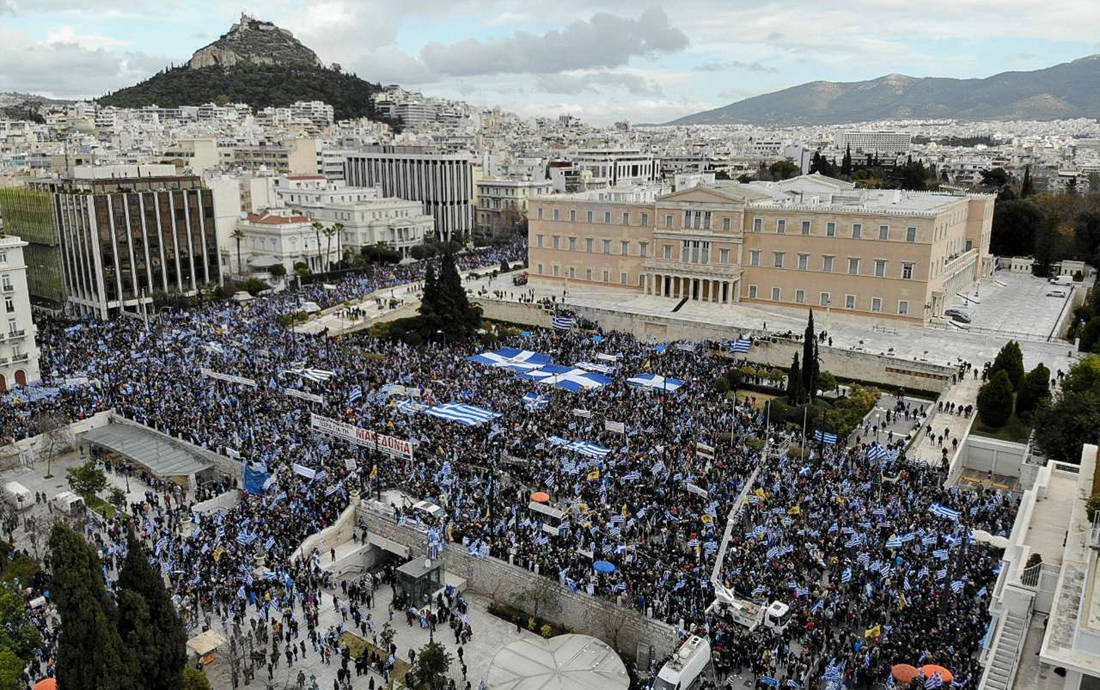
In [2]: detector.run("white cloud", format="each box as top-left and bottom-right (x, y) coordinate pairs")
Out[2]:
(45, 25), (131, 50)
(0, 25), (165, 99)
(537, 71), (663, 96)
(420, 8), (688, 76)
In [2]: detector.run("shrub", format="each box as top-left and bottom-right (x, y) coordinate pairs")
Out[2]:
(1088, 492), (1100, 521)
(990, 341), (1025, 390)
(977, 370), (1015, 427)
(1016, 363), (1051, 415)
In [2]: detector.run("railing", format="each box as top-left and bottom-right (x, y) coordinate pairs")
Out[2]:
(1091, 513), (1100, 551)
(1019, 562), (1042, 588)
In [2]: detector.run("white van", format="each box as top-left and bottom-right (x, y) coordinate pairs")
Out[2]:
(654, 635), (711, 690)
(3, 481), (32, 511)
(411, 499), (444, 523)
(1049, 275), (1073, 286)
(52, 491), (85, 515)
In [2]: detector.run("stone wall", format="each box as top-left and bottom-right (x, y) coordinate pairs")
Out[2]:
(297, 493), (362, 560)
(0, 409), (114, 467)
(477, 299), (954, 393)
(359, 509), (678, 661)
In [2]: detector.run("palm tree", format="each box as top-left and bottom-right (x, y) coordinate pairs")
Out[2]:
(332, 221), (345, 264)
(322, 224), (337, 272)
(230, 226), (246, 276)
(310, 221), (324, 273)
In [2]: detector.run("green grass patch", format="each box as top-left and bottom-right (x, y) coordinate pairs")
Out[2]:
(86, 495), (128, 520)
(971, 414), (1032, 444)
(339, 632), (410, 683)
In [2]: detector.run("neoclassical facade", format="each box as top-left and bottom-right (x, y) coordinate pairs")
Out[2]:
(528, 179), (994, 322)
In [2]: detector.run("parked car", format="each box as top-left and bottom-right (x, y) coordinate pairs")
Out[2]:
(1047, 289), (1067, 298)
(512, 272), (528, 286)
(944, 308), (971, 323)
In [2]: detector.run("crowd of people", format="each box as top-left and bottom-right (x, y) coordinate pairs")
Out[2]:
(1, 238), (1017, 689)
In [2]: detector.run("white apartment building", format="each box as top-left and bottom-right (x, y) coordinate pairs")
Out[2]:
(572, 149), (660, 186)
(290, 101), (335, 128)
(835, 131), (912, 156)
(0, 235), (40, 391)
(274, 175), (431, 258)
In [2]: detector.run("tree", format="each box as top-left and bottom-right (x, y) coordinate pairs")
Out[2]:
(181, 667), (211, 690)
(269, 263), (287, 279)
(989, 341), (1025, 391)
(0, 582), (41, 667)
(413, 640), (452, 690)
(311, 220), (324, 272)
(49, 523), (140, 690)
(1015, 363), (1051, 416)
(801, 311), (818, 399)
(521, 577), (562, 623)
(787, 353), (804, 404)
(1081, 317), (1100, 353)
(117, 531), (186, 690)
(1033, 390), (1100, 462)
(769, 160), (799, 181)
(66, 459), (107, 501)
(840, 145), (852, 177)
(1062, 355), (1100, 394)
(293, 261), (311, 278)
(990, 199), (1044, 258)
(27, 411), (72, 479)
(322, 224), (338, 272)
(415, 248), (482, 343)
(977, 370), (1014, 427)
(332, 221), (345, 265)
(818, 370), (837, 394)
(1020, 165), (1034, 198)
(980, 168), (1010, 189)
(0, 647), (23, 690)
(230, 225), (246, 275)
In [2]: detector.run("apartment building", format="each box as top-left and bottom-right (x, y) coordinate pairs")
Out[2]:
(834, 131), (912, 156)
(0, 235), (40, 391)
(474, 177), (553, 239)
(527, 176), (994, 322)
(344, 148), (473, 242)
(223, 138), (319, 175)
(30, 165), (222, 318)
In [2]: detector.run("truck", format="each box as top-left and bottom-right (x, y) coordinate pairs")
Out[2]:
(653, 635), (711, 690)
(2, 481), (32, 511)
(52, 491), (85, 516)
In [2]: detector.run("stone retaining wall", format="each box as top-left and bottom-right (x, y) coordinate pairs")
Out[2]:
(359, 509), (677, 660)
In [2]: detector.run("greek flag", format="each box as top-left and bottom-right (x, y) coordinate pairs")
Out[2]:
(622, 470), (642, 482)
(520, 365), (611, 392)
(929, 503), (961, 521)
(845, 533), (865, 549)
(347, 386), (362, 403)
(787, 681), (804, 688)
(814, 429), (838, 445)
(867, 444), (888, 461)
(760, 677), (779, 688)
(469, 347), (553, 372)
(951, 579), (965, 593)
(926, 674), (943, 689)
(237, 530), (258, 546)
(548, 435), (611, 458)
(651, 459), (666, 475)
(426, 402), (502, 427)
(841, 567), (852, 583)
(935, 568), (948, 580)
(297, 368), (334, 383)
(885, 536), (903, 549)
(396, 399), (430, 414)
(553, 314), (576, 331)
(625, 373), (685, 391)
(823, 660), (845, 681)
(729, 338), (752, 353)
(933, 549), (949, 560)
(923, 533), (939, 546)
(522, 392), (550, 410)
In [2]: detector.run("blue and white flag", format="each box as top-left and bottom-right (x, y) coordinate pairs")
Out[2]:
(926, 673), (944, 689)
(347, 386), (362, 403)
(885, 536), (903, 549)
(814, 429), (838, 445)
(625, 373), (685, 392)
(552, 314), (576, 331)
(426, 402), (502, 427)
(522, 392), (551, 410)
(520, 365), (611, 392)
(841, 567), (852, 583)
(469, 347), (553, 372)
(929, 503), (960, 521)
(729, 337), (752, 354)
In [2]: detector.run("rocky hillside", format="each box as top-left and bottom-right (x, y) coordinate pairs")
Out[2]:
(188, 14), (323, 69)
(666, 55), (1100, 125)
(99, 14), (390, 123)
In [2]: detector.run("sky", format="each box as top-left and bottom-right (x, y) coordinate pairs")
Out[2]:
(1, 0), (1098, 125)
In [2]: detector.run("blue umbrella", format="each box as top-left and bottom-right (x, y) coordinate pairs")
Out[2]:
(593, 560), (616, 574)
(591, 334), (605, 343)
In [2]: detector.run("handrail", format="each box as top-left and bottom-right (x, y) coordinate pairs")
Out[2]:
(1019, 562), (1041, 588)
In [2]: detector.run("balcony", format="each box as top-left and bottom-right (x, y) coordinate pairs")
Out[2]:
(10, 352), (28, 363)
(2, 329), (25, 341)
(1, 284), (12, 293)
(642, 258), (742, 279)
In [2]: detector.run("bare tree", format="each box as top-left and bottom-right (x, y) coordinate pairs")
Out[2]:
(27, 411), (74, 479)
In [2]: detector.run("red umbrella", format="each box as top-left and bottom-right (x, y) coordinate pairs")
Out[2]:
(530, 492), (550, 503)
(34, 680), (57, 690)
(922, 665), (953, 683)
(891, 665), (920, 684)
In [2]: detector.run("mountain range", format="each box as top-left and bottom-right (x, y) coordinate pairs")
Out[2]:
(98, 14), (389, 122)
(665, 55), (1100, 126)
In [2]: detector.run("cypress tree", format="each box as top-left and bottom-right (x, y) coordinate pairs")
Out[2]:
(49, 523), (140, 690)
(802, 311), (816, 399)
(117, 531), (186, 690)
(841, 145), (852, 176)
(1020, 165), (1034, 198)
(787, 353), (804, 404)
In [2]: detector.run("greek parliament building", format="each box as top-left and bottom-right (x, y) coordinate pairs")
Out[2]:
(344, 146), (473, 242)
(20, 165), (221, 318)
(527, 174), (995, 322)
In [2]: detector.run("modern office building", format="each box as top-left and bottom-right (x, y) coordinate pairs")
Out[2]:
(0, 235), (40, 391)
(30, 165), (222, 318)
(527, 175), (994, 322)
(572, 149), (660, 186)
(0, 187), (67, 308)
(344, 148), (473, 242)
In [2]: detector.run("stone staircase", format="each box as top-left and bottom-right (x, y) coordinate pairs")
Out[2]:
(981, 611), (1027, 690)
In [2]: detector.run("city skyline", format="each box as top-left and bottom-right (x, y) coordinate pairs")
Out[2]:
(0, 0), (1098, 124)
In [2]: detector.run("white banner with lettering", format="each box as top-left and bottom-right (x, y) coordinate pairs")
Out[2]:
(310, 413), (414, 460)
(285, 388), (325, 405)
(200, 368), (257, 388)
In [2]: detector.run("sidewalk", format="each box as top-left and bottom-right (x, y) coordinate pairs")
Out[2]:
(909, 374), (980, 466)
